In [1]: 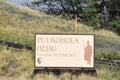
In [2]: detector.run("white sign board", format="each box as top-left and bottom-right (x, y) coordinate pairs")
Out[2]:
(35, 34), (94, 68)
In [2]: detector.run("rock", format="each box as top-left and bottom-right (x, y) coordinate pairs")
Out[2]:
(9, 61), (18, 68)
(4, 61), (18, 75)
(10, 72), (19, 77)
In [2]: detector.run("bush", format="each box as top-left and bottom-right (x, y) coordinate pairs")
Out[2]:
(110, 18), (120, 35)
(84, 14), (100, 27)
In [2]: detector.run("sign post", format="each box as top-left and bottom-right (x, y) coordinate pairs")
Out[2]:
(33, 34), (96, 76)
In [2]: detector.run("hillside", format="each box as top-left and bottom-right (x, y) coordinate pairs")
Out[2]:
(0, 1), (92, 46)
(0, 0), (120, 59)
(0, 0), (120, 80)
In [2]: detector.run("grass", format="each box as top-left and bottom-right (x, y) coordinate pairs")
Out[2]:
(0, 0), (92, 46)
(0, 47), (119, 80)
(0, 46), (33, 76)
(1, 0), (120, 59)
(0, 0), (120, 80)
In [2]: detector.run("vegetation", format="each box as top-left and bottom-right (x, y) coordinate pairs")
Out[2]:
(0, 0), (94, 46)
(0, 0), (120, 80)
(0, 47), (119, 80)
(32, 0), (120, 34)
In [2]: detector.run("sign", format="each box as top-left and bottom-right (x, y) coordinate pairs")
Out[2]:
(35, 34), (94, 68)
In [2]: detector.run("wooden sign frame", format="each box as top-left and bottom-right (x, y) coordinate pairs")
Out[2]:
(34, 34), (95, 69)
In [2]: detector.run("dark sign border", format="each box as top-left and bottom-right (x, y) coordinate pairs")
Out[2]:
(34, 33), (95, 69)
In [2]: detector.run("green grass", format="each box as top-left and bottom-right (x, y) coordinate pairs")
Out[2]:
(0, 0), (120, 80)
(94, 30), (120, 60)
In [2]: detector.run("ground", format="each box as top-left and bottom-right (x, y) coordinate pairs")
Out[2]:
(0, 0), (120, 80)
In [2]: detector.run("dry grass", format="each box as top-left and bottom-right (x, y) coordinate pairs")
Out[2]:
(0, 0), (120, 80)
(0, 0), (91, 46)
(0, 47), (119, 80)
